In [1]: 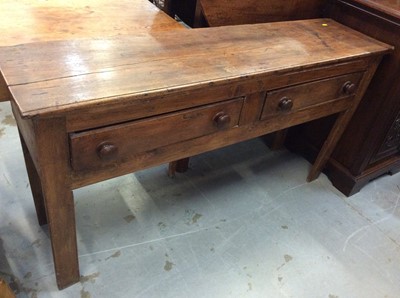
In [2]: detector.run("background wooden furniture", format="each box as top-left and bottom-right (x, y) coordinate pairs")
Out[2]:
(168, 0), (325, 27)
(150, 0), (175, 17)
(196, 0), (325, 26)
(0, 19), (389, 289)
(157, 0), (199, 26)
(286, 0), (400, 195)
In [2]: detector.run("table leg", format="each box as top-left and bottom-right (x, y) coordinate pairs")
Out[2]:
(168, 157), (190, 177)
(268, 129), (288, 151)
(33, 118), (80, 289)
(18, 129), (48, 226)
(307, 56), (383, 182)
(307, 110), (352, 182)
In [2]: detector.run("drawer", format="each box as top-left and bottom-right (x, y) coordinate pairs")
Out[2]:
(260, 72), (363, 120)
(70, 97), (244, 172)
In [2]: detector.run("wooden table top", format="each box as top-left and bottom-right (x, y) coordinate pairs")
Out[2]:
(0, 19), (391, 118)
(0, 0), (183, 47)
(0, 0), (183, 102)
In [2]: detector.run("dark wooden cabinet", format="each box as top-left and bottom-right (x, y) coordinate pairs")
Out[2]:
(165, 0), (325, 27)
(287, 0), (400, 195)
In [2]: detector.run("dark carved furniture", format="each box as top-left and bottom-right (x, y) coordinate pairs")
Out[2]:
(286, 0), (400, 195)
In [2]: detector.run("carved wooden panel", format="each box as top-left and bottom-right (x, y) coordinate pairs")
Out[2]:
(372, 112), (400, 163)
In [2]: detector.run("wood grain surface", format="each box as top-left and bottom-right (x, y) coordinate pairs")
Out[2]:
(0, 0), (182, 102)
(0, 19), (391, 118)
(0, 0), (183, 47)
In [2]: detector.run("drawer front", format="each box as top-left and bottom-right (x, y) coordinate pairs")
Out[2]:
(70, 98), (244, 172)
(260, 72), (363, 120)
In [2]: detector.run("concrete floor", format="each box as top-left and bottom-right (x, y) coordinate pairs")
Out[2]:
(1, 100), (400, 298)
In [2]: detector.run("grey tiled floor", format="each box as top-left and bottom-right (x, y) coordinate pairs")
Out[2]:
(1, 100), (400, 297)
